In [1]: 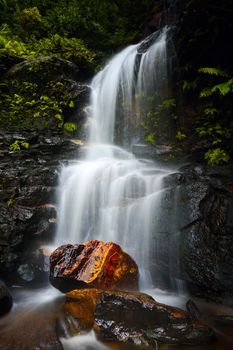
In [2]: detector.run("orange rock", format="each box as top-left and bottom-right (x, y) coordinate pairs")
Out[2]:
(64, 289), (101, 331)
(50, 240), (138, 292)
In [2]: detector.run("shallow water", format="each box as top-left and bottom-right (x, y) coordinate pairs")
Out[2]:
(1, 287), (233, 350)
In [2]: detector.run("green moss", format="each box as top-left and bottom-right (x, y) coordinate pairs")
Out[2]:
(63, 122), (77, 134)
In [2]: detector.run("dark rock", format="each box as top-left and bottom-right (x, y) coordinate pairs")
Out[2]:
(16, 248), (51, 285)
(0, 280), (13, 316)
(137, 31), (162, 54)
(131, 143), (185, 163)
(0, 129), (81, 281)
(94, 290), (215, 346)
(186, 299), (202, 321)
(50, 240), (139, 293)
(147, 163), (233, 304)
(181, 180), (233, 300)
(213, 315), (233, 325)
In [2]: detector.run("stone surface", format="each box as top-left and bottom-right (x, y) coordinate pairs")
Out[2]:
(0, 130), (82, 283)
(0, 280), (13, 316)
(147, 162), (233, 303)
(63, 289), (101, 333)
(94, 290), (215, 346)
(50, 240), (139, 292)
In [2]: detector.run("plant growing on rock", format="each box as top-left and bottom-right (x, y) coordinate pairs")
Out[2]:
(196, 67), (233, 164)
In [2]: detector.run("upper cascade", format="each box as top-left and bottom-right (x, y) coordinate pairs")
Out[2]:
(87, 27), (168, 157)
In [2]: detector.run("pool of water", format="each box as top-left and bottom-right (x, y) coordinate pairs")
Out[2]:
(0, 287), (233, 350)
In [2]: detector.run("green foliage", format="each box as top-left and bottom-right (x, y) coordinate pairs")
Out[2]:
(182, 79), (198, 91)
(140, 96), (177, 145)
(146, 132), (156, 145)
(19, 7), (42, 26)
(0, 0), (157, 132)
(198, 67), (233, 97)
(204, 148), (230, 165)
(63, 122), (77, 133)
(200, 79), (233, 97)
(0, 79), (77, 129)
(176, 131), (186, 141)
(28, 34), (95, 64)
(9, 139), (29, 151)
(194, 67), (233, 164)
(198, 67), (229, 77)
(7, 197), (15, 207)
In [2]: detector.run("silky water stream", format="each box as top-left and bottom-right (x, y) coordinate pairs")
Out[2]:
(1, 28), (233, 350)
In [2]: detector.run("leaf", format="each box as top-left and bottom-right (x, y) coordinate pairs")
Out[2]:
(211, 78), (233, 96)
(69, 100), (75, 108)
(198, 67), (229, 77)
(200, 88), (213, 98)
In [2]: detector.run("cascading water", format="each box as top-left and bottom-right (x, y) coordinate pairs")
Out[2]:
(55, 28), (174, 289)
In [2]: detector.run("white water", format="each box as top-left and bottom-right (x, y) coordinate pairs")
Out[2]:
(61, 330), (110, 350)
(56, 28), (173, 288)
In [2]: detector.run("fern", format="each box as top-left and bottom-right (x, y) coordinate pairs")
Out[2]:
(198, 67), (229, 77)
(200, 87), (213, 97)
(211, 78), (233, 96)
(200, 78), (233, 97)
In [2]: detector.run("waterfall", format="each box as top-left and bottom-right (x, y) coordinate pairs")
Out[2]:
(55, 28), (174, 289)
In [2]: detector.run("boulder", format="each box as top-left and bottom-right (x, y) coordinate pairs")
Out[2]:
(50, 240), (139, 293)
(0, 280), (13, 316)
(62, 289), (101, 334)
(94, 290), (215, 346)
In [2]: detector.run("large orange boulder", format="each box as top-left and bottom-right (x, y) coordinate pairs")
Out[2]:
(50, 240), (138, 292)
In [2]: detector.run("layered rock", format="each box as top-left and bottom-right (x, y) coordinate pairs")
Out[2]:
(0, 130), (82, 283)
(50, 240), (139, 292)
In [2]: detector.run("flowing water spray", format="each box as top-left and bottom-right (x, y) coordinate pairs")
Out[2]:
(56, 28), (174, 289)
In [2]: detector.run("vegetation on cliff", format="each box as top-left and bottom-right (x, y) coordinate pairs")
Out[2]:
(0, 0), (156, 131)
(0, 0), (232, 164)
(173, 0), (233, 164)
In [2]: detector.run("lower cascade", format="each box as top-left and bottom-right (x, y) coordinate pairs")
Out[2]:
(55, 28), (177, 289)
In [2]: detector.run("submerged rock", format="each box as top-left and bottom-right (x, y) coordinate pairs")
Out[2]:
(94, 290), (215, 346)
(0, 280), (13, 316)
(50, 240), (139, 293)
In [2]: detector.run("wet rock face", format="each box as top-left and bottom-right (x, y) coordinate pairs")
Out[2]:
(0, 280), (13, 316)
(94, 290), (214, 346)
(181, 181), (233, 299)
(151, 163), (233, 302)
(50, 240), (139, 292)
(0, 130), (81, 282)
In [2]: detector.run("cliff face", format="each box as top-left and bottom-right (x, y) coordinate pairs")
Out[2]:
(147, 160), (233, 304)
(0, 130), (81, 284)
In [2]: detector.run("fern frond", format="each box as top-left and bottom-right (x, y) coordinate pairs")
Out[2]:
(198, 67), (229, 77)
(212, 78), (233, 96)
(200, 87), (213, 97)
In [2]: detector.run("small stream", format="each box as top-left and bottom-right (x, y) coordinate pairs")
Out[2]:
(1, 286), (233, 350)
